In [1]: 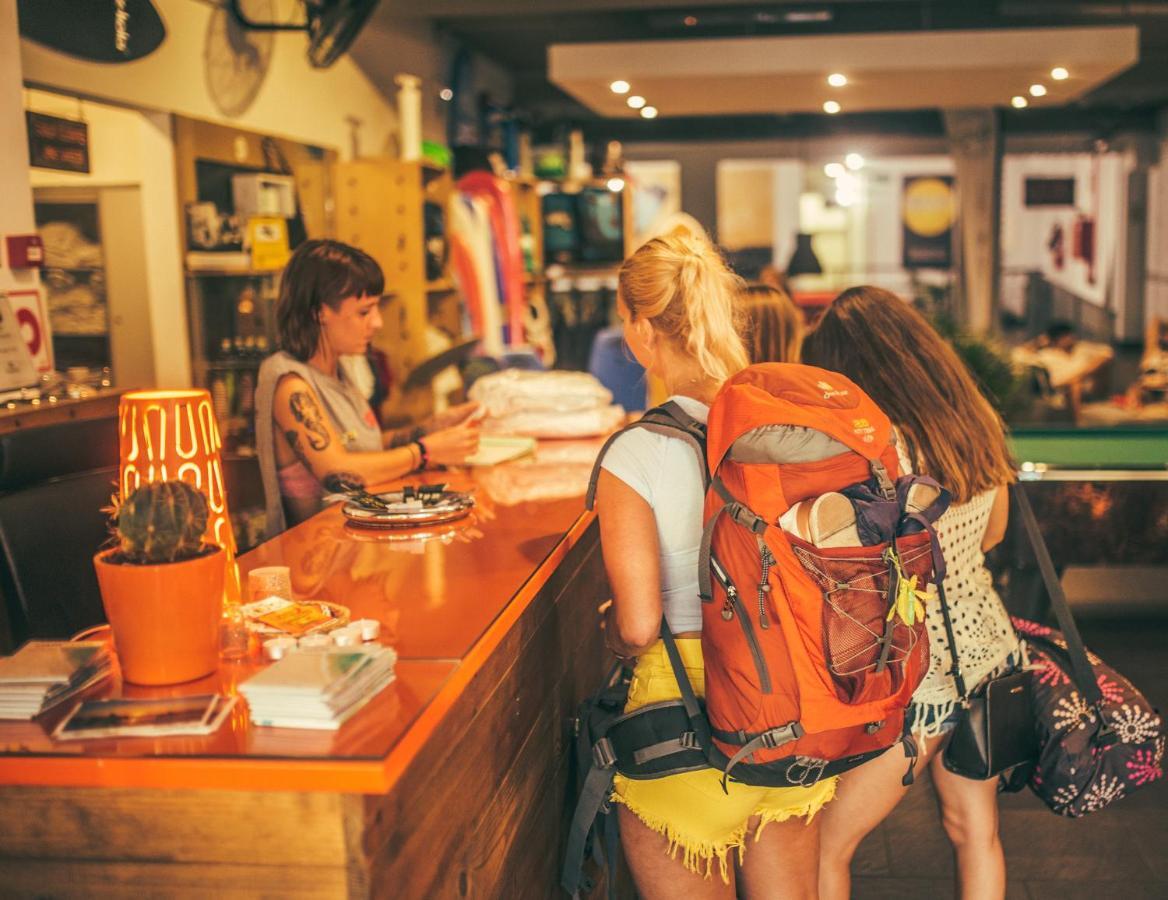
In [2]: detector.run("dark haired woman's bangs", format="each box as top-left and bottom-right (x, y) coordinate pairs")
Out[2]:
(348, 250), (385, 299)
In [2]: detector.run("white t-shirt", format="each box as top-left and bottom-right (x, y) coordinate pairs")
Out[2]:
(599, 395), (708, 634)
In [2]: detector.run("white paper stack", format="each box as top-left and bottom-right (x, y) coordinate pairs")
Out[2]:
(0, 641), (113, 719)
(239, 646), (397, 730)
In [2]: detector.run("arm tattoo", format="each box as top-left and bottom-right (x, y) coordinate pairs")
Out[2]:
(284, 430), (308, 466)
(289, 390), (331, 451)
(321, 472), (366, 493)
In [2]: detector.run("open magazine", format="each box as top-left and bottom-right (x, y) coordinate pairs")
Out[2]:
(51, 694), (236, 741)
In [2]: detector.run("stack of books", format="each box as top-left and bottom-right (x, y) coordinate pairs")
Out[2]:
(240, 646), (397, 730)
(0, 641), (113, 719)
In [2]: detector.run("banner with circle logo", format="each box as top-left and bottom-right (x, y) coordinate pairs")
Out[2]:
(902, 175), (956, 270)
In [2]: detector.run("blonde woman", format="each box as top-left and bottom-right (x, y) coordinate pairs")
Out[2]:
(739, 283), (804, 364)
(803, 287), (1024, 900)
(594, 230), (835, 900)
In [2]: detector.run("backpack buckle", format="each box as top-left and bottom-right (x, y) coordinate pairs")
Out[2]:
(592, 737), (617, 769)
(729, 502), (767, 534)
(759, 721), (804, 749)
(870, 459), (896, 500)
(679, 731), (699, 751)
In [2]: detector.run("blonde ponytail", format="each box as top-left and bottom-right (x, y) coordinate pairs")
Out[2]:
(618, 229), (749, 384)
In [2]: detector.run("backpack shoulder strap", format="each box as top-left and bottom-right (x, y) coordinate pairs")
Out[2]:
(585, 401), (708, 510)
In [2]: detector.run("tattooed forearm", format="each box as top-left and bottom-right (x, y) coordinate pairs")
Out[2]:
(289, 391), (331, 451)
(321, 472), (366, 493)
(284, 430), (308, 466)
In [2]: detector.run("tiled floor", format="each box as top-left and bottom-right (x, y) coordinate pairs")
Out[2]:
(852, 617), (1168, 899)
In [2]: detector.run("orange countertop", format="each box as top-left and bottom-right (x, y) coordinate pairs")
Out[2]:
(0, 438), (604, 794)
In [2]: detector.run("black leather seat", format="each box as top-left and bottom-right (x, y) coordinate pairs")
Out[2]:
(0, 466), (116, 650)
(0, 416), (119, 492)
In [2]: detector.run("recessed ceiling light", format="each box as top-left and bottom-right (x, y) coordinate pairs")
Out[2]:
(823, 100), (841, 114)
(1029, 84), (1047, 97)
(827, 73), (847, 88)
(683, 15), (698, 26)
(627, 95), (646, 109)
(845, 152), (864, 170)
(640, 105), (658, 119)
(824, 162), (845, 178)
(1051, 67), (1069, 81)
(1011, 95), (1029, 109)
(610, 80), (630, 94)
(439, 88), (453, 102)
(607, 177), (626, 192)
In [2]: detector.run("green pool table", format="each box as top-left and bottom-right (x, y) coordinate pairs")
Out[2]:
(1009, 425), (1168, 480)
(999, 425), (1168, 617)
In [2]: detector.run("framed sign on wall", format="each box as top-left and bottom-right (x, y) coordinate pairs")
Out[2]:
(4, 289), (53, 374)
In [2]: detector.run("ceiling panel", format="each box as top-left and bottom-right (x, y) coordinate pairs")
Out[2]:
(550, 26), (1140, 117)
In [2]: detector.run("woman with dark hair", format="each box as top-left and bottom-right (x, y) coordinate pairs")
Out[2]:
(256, 239), (480, 536)
(803, 286), (1024, 900)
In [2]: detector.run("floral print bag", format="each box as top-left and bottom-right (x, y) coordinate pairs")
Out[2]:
(1009, 488), (1164, 817)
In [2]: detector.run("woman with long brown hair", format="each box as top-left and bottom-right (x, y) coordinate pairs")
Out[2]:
(803, 286), (1024, 900)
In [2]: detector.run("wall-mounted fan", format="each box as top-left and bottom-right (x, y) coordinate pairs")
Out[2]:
(227, 0), (378, 69)
(206, 0), (274, 117)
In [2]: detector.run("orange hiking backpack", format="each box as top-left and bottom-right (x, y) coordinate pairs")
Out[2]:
(673, 362), (945, 788)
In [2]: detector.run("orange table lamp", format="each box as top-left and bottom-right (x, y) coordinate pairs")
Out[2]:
(117, 389), (237, 559)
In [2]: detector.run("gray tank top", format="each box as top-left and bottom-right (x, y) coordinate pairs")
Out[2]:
(255, 351), (382, 537)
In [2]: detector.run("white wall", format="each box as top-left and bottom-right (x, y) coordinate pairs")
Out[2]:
(20, 0), (395, 160)
(1000, 152), (1125, 318)
(0, 2), (39, 298)
(25, 90), (196, 388)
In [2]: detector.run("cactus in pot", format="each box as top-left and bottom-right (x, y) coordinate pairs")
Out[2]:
(109, 480), (213, 564)
(95, 479), (226, 684)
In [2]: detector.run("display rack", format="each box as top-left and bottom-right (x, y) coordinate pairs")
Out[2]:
(173, 115), (337, 451)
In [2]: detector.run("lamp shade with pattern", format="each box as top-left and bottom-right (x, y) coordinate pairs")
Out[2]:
(118, 389), (236, 558)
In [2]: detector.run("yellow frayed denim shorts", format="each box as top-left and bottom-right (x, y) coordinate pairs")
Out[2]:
(610, 638), (837, 883)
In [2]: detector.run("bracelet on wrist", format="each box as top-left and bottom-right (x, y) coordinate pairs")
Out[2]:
(413, 439), (429, 471)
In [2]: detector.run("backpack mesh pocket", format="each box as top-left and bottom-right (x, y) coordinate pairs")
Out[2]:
(791, 536), (932, 705)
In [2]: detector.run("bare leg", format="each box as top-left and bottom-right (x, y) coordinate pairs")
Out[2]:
(817, 735), (945, 900)
(616, 803), (736, 900)
(928, 753), (1007, 900)
(737, 814), (821, 900)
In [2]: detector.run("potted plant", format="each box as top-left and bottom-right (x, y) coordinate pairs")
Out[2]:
(94, 480), (226, 685)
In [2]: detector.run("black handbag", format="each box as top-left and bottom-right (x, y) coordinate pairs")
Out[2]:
(942, 668), (1037, 780)
(898, 497), (1037, 781)
(938, 491), (1039, 781)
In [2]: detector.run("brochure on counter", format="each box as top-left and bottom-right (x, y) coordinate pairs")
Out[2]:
(0, 641), (112, 720)
(52, 694), (237, 741)
(240, 645), (397, 730)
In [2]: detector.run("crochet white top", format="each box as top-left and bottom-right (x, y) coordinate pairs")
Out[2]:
(897, 442), (1024, 737)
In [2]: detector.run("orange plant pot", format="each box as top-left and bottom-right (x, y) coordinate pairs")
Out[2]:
(94, 547), (226, 686)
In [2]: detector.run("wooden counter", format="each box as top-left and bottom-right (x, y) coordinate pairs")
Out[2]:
(0, 440), (615, 897)
(0, 388), (123, 435)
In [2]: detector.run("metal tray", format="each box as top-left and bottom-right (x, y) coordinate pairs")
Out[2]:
(341, 487), (475, 529)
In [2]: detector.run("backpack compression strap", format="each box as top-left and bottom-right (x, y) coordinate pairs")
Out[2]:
(585, 401), (708, 511)
(698, 476), (768, 601)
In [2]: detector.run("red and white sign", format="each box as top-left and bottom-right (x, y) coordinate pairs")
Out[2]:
(5, 289), (53, 373)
